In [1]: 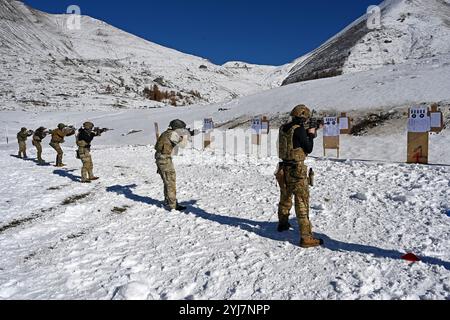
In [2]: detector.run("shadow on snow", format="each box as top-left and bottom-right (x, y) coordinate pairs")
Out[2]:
(53, 169), (80, 182)
(106, 184), (450, 271)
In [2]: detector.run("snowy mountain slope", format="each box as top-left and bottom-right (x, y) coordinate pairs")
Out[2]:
(1, 51), (449, 149)
(0, 0), (288, 110)
(208, 54), (450, 125)
(283, 0), (450, 84)
(0, 145), (449, 300)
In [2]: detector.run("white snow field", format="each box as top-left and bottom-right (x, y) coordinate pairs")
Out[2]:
(0, 141), (449, 300)
(1, 0), (450, 300)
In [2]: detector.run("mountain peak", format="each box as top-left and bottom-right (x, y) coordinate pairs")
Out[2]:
(283, 0), (450, 85)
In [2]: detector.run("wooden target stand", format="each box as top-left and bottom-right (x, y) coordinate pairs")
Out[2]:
(203, 118), (214, 150)
(323, 136), (340, 158)
(407, 105), (444, 165)
(251, 116), (270, 146)
(430, 104), (444, 134)
(339, 113), (353, 135)
(323, 116), (340, 158)
(407, 132), (429, 164)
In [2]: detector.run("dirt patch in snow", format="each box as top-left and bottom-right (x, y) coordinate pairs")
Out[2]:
(61, 193), (91, 206)
(111, 206), (130, 214)
(0, 215), (40, 234)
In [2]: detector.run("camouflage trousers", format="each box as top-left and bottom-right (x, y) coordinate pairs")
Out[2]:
(18, 141), (27, 158)
(50, 142), (64, 166)
(79, 147), (94, 182)
(156, 157), (177, 209)
(275, 162), (314, 240)
(32, 140), (43, 162)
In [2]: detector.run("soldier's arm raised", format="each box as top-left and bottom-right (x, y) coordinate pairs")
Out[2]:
(169, 131), (183, 146)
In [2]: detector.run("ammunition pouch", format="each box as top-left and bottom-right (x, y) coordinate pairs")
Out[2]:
(275, 165), (285, 187)
(279, 161), (307, 181)
(308, 175), (314, 187)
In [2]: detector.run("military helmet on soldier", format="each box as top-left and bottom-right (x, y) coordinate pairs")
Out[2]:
(83, 122), (95, 130)
(290, 105), (311, 119)
(21, 127), (27, 132)
(58, 123), (66, 130)
(169, 119), (187, 130)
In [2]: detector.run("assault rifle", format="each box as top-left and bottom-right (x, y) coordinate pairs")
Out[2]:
(306, 110), (324, 130)
(94, 127), (114, 135)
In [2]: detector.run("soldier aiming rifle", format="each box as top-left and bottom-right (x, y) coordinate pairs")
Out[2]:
(32, 127), (50, 164)
(76, 122), (112, 183)
(275, 105), (324, 248)
(50, 123), (76, 167)
(155, 119), (197, 211)
(17, 127), (34, 159)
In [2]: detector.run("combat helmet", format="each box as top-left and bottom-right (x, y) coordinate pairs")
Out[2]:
(169, 119), (187, 130)
(21, 127), (27, 132)
(290, 105), (311, 119)
(58, 123), (66, 130)
(83, 122), (95, 130)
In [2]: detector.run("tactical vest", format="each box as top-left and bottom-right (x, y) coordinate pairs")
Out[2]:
(51, 129), (65, 143)
(155, 130), (175, 157)
(17, 132), (28, 142)
(278, 125), (306, 162)
(33, 130), (45, 142)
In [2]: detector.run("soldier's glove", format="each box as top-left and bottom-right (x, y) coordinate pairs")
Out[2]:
(188, 128), (200, 136)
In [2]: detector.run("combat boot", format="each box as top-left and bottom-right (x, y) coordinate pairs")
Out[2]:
(300, 236), (323, 248)
(298, 217), (323, 248)
(89, 177), (100, 181)
(55, 156), (61, 167)
(277, 222), (292, 232)
(81, 180), (91, 184)
(176, 205), (187, 211)
(277, 215), (291, 232)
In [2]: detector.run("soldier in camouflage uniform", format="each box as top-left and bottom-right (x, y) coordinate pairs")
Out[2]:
(50, 123), (75, 167)
(275, 105), (324, 248)
(76, 122), (103, 183)
(155, 120), (194, 211)
(17, 127), (34, 158)
(32, 127), (50, 164)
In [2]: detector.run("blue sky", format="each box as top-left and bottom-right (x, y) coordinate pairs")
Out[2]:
(23, 0), (381, 66)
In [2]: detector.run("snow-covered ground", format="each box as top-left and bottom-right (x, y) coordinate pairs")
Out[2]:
(1, 0), (449, 301)
(0, 143), (449, 300)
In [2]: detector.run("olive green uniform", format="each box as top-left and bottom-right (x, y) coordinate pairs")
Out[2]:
(155, 129), (181, 209)
(76, 139), (97, 182)
(50, 127), (75, 167)
(275, 124), (316, 245)
(17, 130), (33, 158)
(32, 128), (48, 163)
